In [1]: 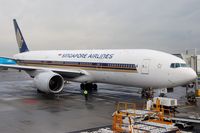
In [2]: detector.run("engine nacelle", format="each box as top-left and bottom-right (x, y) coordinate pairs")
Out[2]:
(34, 71), (64, 93)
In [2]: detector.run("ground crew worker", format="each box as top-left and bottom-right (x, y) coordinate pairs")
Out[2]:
(83, 89), (88, 101)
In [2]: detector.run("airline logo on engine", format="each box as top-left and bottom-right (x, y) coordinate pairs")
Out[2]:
(60, 53), (114, 59)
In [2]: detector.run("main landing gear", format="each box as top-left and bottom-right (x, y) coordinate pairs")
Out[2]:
(141, 88), (154, 99)
(80, 83), (98, 92)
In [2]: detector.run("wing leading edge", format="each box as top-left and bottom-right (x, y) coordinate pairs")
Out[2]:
(0, 64), (85, 78)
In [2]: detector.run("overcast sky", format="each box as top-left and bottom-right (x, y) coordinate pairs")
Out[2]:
(0, 0), (199, 56)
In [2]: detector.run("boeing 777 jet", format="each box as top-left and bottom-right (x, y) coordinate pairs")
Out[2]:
(0, 19), (197, 98)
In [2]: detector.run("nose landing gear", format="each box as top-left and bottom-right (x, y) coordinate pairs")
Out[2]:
(141, 88), (154, 99)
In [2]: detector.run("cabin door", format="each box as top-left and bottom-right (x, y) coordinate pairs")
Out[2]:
(141, 59), (151, 74)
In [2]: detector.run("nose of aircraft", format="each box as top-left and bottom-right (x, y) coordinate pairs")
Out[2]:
(169, 67), (197, 86)
(187, 68), (197, 82)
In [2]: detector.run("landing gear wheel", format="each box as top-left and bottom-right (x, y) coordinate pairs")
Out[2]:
(92, 84), (98, 91)
(86, 83), (92, 92)
(37, 89), (45, 94)
(80, 83), (84, 90)
(141, 88), (154, 99)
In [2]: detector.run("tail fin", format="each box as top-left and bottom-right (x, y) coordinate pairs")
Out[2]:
(13, 19), (29, 53)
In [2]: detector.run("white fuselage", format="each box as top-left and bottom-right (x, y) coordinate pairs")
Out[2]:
(13, 49), (197, 89)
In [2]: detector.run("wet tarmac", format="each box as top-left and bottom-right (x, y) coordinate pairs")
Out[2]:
(0, 70), (199, 133)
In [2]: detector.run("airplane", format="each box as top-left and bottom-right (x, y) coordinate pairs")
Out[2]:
(0, 19), (197, 98)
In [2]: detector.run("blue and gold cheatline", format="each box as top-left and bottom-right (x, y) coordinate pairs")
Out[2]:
(17, 60), (138, 73)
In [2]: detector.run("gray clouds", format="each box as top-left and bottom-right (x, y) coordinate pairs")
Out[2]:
(0, 0), (200, 56)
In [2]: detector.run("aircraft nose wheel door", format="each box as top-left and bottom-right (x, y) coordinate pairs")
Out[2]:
(141, 59), (151, 74)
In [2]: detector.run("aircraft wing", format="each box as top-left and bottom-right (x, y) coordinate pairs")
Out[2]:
(0, 64), (85, 78)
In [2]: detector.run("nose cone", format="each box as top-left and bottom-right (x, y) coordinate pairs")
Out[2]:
(169, 68), (197, 87)
(187, 68), (197, 82)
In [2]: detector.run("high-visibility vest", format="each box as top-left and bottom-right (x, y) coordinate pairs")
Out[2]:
(84, 90), (88, 95)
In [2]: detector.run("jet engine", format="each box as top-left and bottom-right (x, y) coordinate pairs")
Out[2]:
(33, 71), (64, 93)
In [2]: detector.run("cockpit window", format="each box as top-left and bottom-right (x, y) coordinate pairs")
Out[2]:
(170, 63), (188, 68)
(170, 63), (175, 68)
(175, 63), (180, 68)
(180, 63), (187, 67)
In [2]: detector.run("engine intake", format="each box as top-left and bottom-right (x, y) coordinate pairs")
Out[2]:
(34, 71), (64, 93)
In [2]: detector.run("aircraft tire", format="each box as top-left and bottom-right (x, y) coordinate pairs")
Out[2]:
(92, 84), (98, 91)
(80, 83), (85, 90)
(86, 83), (93, 92)
(37, 89), (45, 94)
